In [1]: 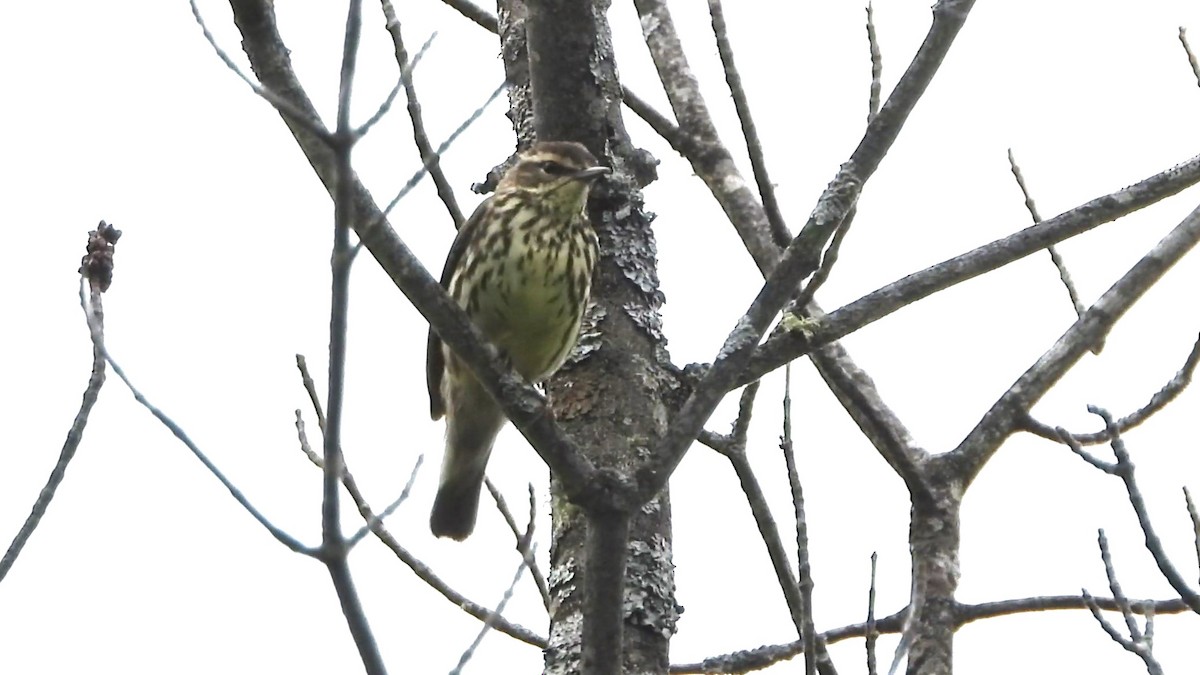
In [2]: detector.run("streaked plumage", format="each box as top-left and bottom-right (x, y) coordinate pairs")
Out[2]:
(427, 141), (607, 540)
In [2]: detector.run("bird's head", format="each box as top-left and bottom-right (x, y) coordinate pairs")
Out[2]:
(496, 141), (610, 216)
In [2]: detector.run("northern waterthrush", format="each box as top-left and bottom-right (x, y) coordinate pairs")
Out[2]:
(426, 141), (608, 540)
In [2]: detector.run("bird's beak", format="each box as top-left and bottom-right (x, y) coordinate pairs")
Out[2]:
(572, 166), (611, 182)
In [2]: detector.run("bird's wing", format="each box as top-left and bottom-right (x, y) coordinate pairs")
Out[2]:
(427, 198), (492, 420)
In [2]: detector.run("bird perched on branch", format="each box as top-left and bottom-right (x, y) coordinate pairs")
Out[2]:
(426, 141), (609, 540)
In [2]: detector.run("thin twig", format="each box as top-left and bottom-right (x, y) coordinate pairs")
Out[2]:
(295, 407), (401, 548)
(106, 349), (315, 556)
(781, 365), (818, 675)
(346, 456), (424, 548)
(293, 373), (426, 543)
(730, 381), (760, 448)
(370, 506), (547, 647)
(294, 411), (325, 468)
(485, 479), (551, 609)
(293, 374), (542, 645)
(1056, 426), (1117, 474)
(323, 3), (387, 672)
(354, 32), (437, 138)
(449, 546), (534, 675)
(1185, 486), (1200, 586)
(232, 0), (596, 505)
(792, 212), (854, 309)
(189, 0), (330, 140)
(1181, 27), (1200, 89)
(1024, 331), (1200, 444)
(1, 277), (107, 581)
(296, 354), (329, 432)
(672, 594), (1189, 674)
(1097, 530), (1143, 640)
(866, 3), (882, 121)
(745, 154), (1200, 388)
(866, 552), (879, 675)
(707, 0), (789, 247)
(374, 81), (506, 226)
(294, 407), (380, 527)
(380, 1), (465, 228)
(1007, 148), (1088, 322)
(1081, 530), (1163, 675)
(646, 0), (982, 504)
(440, 0), (497, 32)
(633, 0), (779, 271)
(806, 1), (877, 300)
(710, 379), (838, 675)
(1090, 407), (1200, 613)
(950, 203), (1200, 483)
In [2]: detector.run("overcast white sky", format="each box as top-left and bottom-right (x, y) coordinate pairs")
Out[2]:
(4, 1), (1200, 673)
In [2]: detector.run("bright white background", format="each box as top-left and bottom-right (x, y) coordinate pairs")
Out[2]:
(3, 1), (1200, 673)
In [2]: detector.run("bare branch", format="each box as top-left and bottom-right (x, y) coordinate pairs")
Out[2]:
(791, 216), (854, 311)
(781, 367), (818, 675)
(673, 594), (1190, 674)
(633, 0), (783, 270)
(485, 479), (551, 610)
(1008, 148), (1088, 322)
(346, 456), (423, 548)
(229, 0), (598, 508)
(806, 317), (930, 501)
(1, 225), (118, 581)
(450, 547), (533, 675)
(866, 3), (882, 121)
(1081, 530), (1163, 675)
(745, 152), (1200, 388)
(721, 426), (808, 630)
(1024, 331), (1200, 444)
(1186, 486), (1200, 586)
(192, 0), (331, 141)
(623, 88), (684, 147)
(440, 0), (497, 32)
(296, 355), (329, 432)
(866, 552), (879, 675)
(644, 0), (981, 500)
(1098, 530), (1145, 640)
(311, 4), (390, 671)
(1181, 27), (1200, 89)
(957, 595), (1189, 622)
(372, 81), (506, 232)
(106, 348), (315, 556)
(295, 408), (544, 647)
(295, 410), (326, 470)
(1055, 426), (1118, 474)
(296, 358), (544, 647)
(1085, 408), (1200, 613)
(294, 404), (417, 549)
(706, 380), (838, 675)
(354, 31), (437, 139)
(731, 380), (760, 447)
(707, 0), (790, 244)
(953, 203), (1200, 484)
(380, 1), (465, 228)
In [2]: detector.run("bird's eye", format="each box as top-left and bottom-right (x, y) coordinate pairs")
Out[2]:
(540, 161), (571, 176)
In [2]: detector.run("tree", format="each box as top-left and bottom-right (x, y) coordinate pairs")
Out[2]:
(4, 1), (1200, 674)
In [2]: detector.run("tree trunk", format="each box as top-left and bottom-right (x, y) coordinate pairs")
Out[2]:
(497, 0), (678, 672)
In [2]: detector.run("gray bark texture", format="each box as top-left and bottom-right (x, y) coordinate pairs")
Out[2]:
(497, 1), (678, 673)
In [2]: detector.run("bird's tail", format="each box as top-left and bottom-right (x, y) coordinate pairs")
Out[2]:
(430, 391), (506, 540)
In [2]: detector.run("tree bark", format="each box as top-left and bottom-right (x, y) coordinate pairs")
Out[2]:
(497, 1), (677, 672)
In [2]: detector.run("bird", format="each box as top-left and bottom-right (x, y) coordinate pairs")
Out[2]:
(426, 140), (609, 540)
